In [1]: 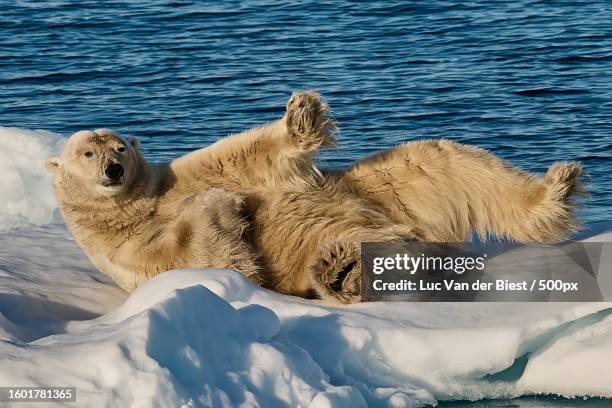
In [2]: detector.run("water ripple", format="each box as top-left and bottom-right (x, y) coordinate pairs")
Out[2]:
(0, 0), (610, 222)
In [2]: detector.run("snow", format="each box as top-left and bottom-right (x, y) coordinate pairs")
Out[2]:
(0, 127), (611, 407)
(0, 127), (64, 233)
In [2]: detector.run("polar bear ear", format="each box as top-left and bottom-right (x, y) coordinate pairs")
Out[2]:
(127, 137), (141, 151)
(45, 157), (61, 174)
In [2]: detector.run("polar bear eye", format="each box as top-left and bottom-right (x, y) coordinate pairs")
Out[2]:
(117, 146), (126, 153)
(84, 151), (94, 158)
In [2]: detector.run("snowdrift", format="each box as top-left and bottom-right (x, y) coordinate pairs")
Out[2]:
(0, 127), (611, 407)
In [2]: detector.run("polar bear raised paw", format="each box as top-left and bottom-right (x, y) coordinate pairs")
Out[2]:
(286, 90), (337, 152)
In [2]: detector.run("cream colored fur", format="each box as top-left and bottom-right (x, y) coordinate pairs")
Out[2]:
(47, 91), (583, 303)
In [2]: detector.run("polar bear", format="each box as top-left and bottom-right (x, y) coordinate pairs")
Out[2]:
(47, 91), (583, 303)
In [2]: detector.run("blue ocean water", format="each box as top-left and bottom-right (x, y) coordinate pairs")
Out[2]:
(1, 0), (611, 225)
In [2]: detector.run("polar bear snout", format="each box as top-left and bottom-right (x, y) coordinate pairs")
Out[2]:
(104, 163), (124, 182)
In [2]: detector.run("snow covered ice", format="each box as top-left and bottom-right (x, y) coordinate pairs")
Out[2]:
(0, 127), (611, 407)
(0, 127), (64, 233)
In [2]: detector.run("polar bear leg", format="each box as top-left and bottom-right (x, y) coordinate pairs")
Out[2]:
(173, 91), (337, 189)
(344, 140), (584, 243)
(178, 188), (265, 285)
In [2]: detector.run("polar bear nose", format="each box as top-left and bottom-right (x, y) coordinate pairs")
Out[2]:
(105, 163), (124, 181)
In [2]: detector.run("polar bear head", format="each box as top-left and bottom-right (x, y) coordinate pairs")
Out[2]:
(46, 128), (143, 197)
